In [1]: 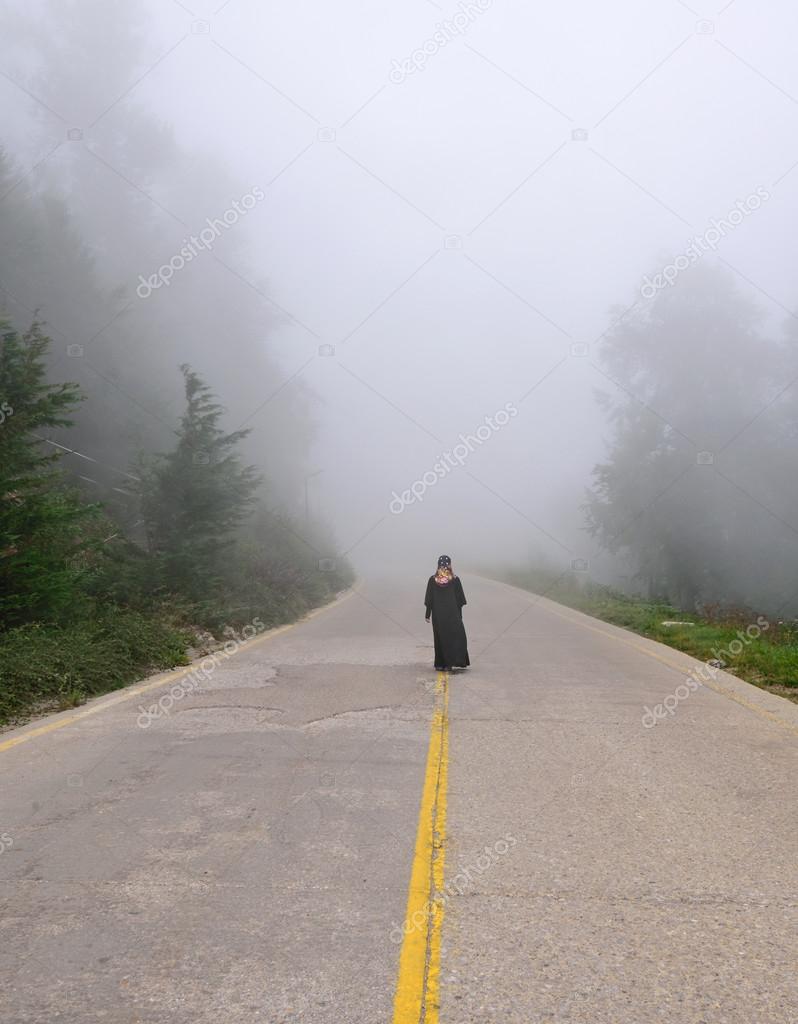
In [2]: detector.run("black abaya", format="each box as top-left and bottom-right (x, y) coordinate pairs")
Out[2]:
(424, 576), (469, 670)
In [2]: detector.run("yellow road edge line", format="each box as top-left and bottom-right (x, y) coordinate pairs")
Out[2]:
(392, 670), (450, 1024)
(542, 602), (798, 740)
(0, 589), (356, 755)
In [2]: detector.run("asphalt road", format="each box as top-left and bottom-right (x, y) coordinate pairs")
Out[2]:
(2, 575), (798, 1023)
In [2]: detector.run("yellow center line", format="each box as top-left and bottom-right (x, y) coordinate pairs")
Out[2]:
(0, 589), (355, 755)
(392, 670), (450, 1024)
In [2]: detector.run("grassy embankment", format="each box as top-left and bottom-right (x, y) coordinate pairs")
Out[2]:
(0, 322), (355, 729)
(0, 567), (352, 729)
(492, 567), (798, 700)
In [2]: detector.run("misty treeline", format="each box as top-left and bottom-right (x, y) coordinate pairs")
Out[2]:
(0, 314), (351, 723)
(587, 262), (797, 618)
(0, 2), (352, 721)
(0, 1), (313, 502)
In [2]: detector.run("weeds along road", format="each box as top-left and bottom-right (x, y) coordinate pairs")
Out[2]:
(2, 575), (798, 1023)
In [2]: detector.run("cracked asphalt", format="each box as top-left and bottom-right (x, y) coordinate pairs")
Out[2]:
(1, 575), (798, 1023)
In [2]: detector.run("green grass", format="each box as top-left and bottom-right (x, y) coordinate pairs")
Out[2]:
(0, 565), (355, 728)
(0, 609), (193, 727)
(492, 568), (798, 696)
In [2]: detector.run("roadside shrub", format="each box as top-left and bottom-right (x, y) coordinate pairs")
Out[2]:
(0, 609), (191, 725)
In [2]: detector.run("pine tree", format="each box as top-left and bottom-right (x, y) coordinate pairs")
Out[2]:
(0, 319), (97, 625)
(140, 365), (260, 599)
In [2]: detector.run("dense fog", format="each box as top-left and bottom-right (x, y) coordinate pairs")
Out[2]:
(2, 0), (798, 614)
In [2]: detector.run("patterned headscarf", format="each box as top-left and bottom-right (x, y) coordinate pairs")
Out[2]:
(434, 554), (453, 586)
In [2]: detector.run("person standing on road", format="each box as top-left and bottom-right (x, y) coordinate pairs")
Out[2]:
(424, 555), (470, 671)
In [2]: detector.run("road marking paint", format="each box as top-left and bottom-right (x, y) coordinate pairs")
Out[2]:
(542, 603), (798, 740)
(392, 670), (450, 1024)
(0, 589), (355, 755)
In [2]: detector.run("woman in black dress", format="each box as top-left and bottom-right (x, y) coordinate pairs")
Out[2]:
(424, 555), (470, 671)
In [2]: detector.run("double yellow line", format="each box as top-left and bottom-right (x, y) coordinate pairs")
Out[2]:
(392, 670), (450, 1024)
(390, 603), (798, 1024)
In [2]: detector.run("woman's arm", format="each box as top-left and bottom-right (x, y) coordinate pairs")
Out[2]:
(455, 577), (466, 608)
(424, 578), (433, 621)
